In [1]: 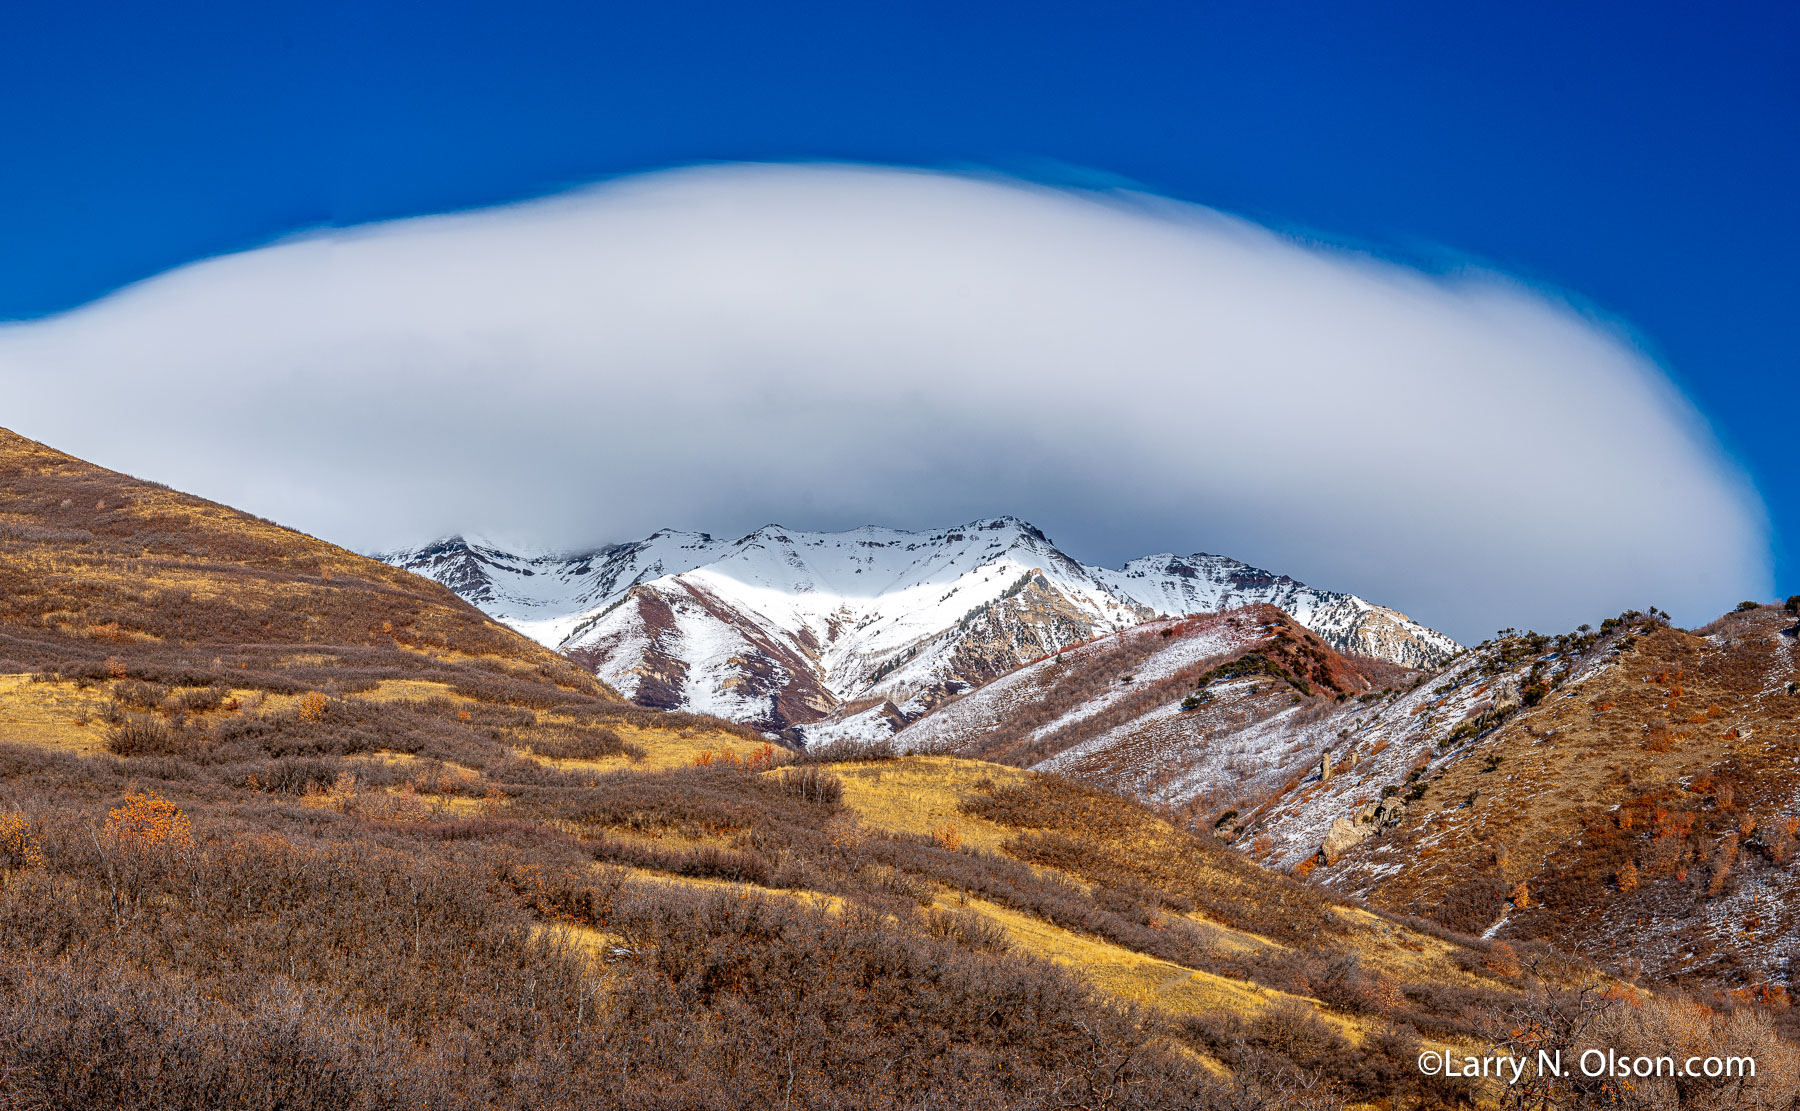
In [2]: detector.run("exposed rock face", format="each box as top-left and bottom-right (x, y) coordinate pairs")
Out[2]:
(1364, 797), (1408, 826)
(1321, 796), (1407, 863)
(897, 606), (1412, 787)
(1490, 679), (1523, 716)
(562, 578), (837, 731)
(1322, 817), (1373, 864)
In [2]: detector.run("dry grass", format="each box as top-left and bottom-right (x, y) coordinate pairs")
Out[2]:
(0, 426), (607, 700)
(0, 428), (1777, 1107)
(827, 755), (1036, 852)
(357, 678), (477, 703)
(1171, 909), (1281, 955)
(833, 755), (1300, 954)
(531, 718), (763, 773)
(818, 754), (1561, 1063)
(0, 674), (108, 755)
(606, 863), (847, 913)
(1329, 905), (1499, 991)
(942, 893), (1313, 1024)
(532, 921), (626, 962)
(0, 425), (764, 789)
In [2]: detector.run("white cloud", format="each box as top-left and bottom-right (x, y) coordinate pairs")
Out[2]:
(0, 163), (1769, 641)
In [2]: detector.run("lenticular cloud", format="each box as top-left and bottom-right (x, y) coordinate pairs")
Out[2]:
(0, 163), (1769, 640)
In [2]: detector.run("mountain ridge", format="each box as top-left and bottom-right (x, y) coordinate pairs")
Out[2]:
(0, 427), (1648, 1109)
(385, 518), (1459, 732)
(1, 426), (1793, 1105)
(901, 582), (1800, 992)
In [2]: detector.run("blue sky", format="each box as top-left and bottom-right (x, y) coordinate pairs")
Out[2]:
(2, 1), (1795, 618)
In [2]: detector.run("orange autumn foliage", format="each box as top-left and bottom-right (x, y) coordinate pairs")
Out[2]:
(1616, 861), (1639, 893)
(930, 822), (961, 853)
(297, 691), (329, 723)
(105, 792), (194, 853)
(0, 813), (45, 872)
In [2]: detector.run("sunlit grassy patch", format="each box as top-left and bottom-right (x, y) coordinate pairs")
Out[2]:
(607, 863), (845, 913)
(345, 749), (481, 776)
(357, 678), (475, 703)
(533, 921), (628, 962)
(535, 721), (767, 773)
(1330, 905), (1498, 989)
(941, 893), (1340, 1027)
(0, 674), (108, 755)
(1171, 909), (1283, 955)
(828, 755), (1035, 852)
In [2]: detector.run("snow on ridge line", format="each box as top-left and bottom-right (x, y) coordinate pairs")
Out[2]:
(384, 519), (1461, 729)
(430, 522), (1447, 664)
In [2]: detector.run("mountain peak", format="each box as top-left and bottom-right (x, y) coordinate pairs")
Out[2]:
(388, 520), (1460, 732)
(953, 514), (1048, 538)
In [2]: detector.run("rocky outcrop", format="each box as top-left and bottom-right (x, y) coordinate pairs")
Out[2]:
(1320, 796), (1407, 863)
(1321, 817), (1371, 864)
(1490, 679), (1522, 716)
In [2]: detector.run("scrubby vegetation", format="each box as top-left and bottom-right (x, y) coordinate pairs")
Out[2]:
(2, 428), (1795, 1107)
(0, 775), (1200, 1109)
(7, 723), (1709, 1109)
(1281, 601), (1800, 1050)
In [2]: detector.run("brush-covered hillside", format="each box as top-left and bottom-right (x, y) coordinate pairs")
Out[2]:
(0, 427), (611, 704)
(1232, 605), (1800, 999)
(3, 429), (1783, 1109)
(893, 589), (1800, 1023)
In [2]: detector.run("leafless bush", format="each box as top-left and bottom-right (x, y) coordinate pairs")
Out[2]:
(789, 737), (898, 765)
(171, 685), (227, 714)
(106, 715), (185, 758)
(777, 765), (844, 806)
(921, 906), (1014, 953)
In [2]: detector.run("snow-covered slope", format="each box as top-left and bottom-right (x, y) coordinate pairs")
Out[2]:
(1093, 554), (1458, 668)
(895, 605), (1412, 811)
(384, 518), (1457, 732)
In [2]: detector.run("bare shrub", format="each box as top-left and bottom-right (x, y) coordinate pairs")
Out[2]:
(171, 685), (226, 713)
(106, 715), (184, 758)
(789, 737), (898, 765)
(777, 765), (844, 806)
(528, 725), (630, 761)
(111, 679), (169, 710)
(921, 907), (1014, 954)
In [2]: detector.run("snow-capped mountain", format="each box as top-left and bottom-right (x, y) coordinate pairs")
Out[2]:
(383, 518), (1458, 732)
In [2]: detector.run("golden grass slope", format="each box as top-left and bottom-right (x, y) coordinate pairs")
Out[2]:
(0, 426), (602, 692)
(0, 672), (109, 755)
(0, 424), (760, 807)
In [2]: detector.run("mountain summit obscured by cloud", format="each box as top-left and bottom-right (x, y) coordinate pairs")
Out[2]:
(0, 163), (1768, 641)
